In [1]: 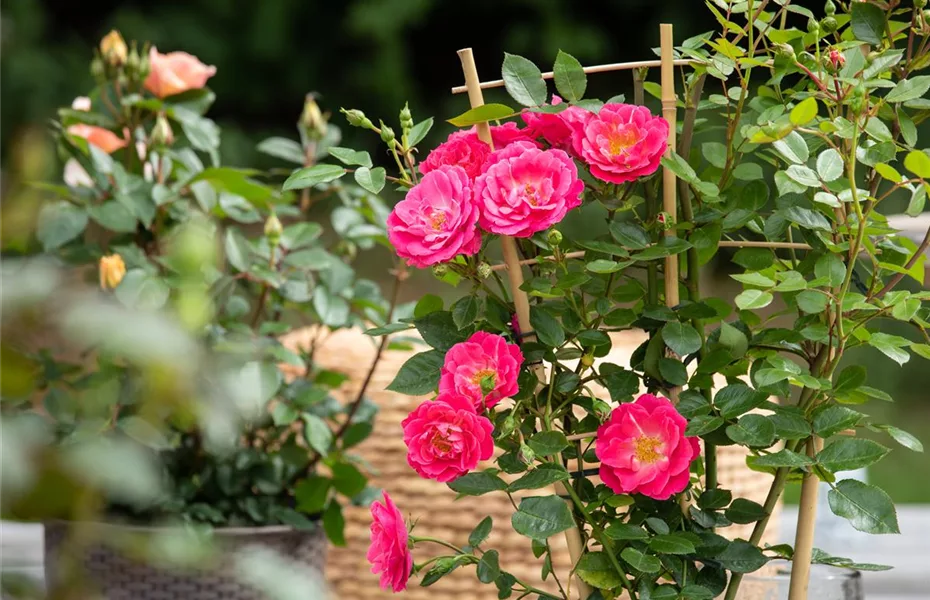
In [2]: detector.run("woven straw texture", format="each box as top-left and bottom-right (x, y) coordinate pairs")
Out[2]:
(44, 522), (327, 600)
(280, 327), (782, 600)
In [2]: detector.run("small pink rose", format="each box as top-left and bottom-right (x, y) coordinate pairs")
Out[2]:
(402, 393), (494, 482)
(522, 95), (591, 151)
(387, 165), (481, 268)
(596, 393), (700, 500)
(439, 331), (524, 410)
(66, 124), (128, 154)
(419, 129), (491, 180)
(144, 47), (217, 98)
(367, 491), (413, 593)
(572, 103), (668, 184)
(474, 141), (584, 238)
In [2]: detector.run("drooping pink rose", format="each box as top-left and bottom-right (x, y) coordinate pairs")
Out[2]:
(487, 121), (540, 148)
(66, 124), (128, 154)
(439, 331), (524, 410)
(419, 129), (491, 179)
(367, 491), (413, 593)
(387, 165), (481, 268)
(522, 95), (592, 151)
(402, 393), (494, 482)
(572, 103), (668, 184)
(474, 141), (584, 238)
(596, 393), (700, 500)
(144, 47), (217, 98)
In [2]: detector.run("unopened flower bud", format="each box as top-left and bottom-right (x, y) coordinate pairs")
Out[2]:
(90, 57), (105, 79)
(151, 114), (174, 146)
(301, 94), (327, 139)
(821, 16), (838, 34)
(581, 353), (595, 368)
(656, 212), (673, 230)
(774, 43), (796, 61)
(380, 121), (396, 144)
(399, 103), (414, 133)
(807, 18), (820, 35)
(342, 108), (373, 130)
(100, 30), (128, 67)
(264, 212), (283, 247)
(547, 229), (563, 247)
(519, 443), (536, 464)
(99, 254), (127, 290)
(827, 48), (846, 71)
(477, 262), (492, 279)
(127, 45), (141, 76)
(924, 9), (930, 24)
(501, 414), (517, 436)
(825, 0), (837, 14)
(432, 263), (449, 278)
(334, 239), (358, 261)
(917, 0), (927, 9)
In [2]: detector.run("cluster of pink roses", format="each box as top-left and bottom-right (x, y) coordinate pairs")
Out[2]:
(386, 98), (668, 268)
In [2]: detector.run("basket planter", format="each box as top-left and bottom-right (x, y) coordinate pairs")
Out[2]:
(43, 521), (327, 600)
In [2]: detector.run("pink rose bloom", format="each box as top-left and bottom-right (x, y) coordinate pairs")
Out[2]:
(387, 165), (481, 268)
(144, 47), (217, 98)
(419, 129), (491, 179)
(487, 121), (539, 148)
(402, 393), (494, 482)
(522, 95), (591, 151)
(367, 491), (413, 593)
(66, 124), (127, 154)
(439, 331), (524, 410)
(596, 393), (700, 500)
(572, 103), (668, 184)
(474, 141), (584, 238)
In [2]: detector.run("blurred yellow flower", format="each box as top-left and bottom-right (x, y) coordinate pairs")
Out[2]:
(99, 254), (127, 290)
(100, 30), (128, 67)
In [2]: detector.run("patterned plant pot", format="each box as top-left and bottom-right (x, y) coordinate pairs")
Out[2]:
(44, 521), (327, 600)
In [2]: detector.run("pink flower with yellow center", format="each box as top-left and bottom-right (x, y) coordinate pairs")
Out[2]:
(473, 141), (583, 238)
(439, 331), (524, 410)
(386, 165), (481, 268)
(401, 392), (494, 483)
(595, 393), (700, 500)
(572, 103), (668, 184)
(367, 491), (413, 592)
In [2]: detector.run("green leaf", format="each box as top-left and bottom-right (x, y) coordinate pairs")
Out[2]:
(527, 431), (569, 456)
(699, 489), (733, 510)
(735, 289), (773, 310)
(750, 449), (815, 468)
(873, 424), (922, 452)
(415, 310), (467, 351)
(331, 462), (367, 497)
(725, 498), (769, 524)
(502, 53), (547, 107)
(905, 150), (930, 179)
(553, 50), (586, 102)
(342, 422), (373, 449)
(604, 523), (649, 540)
(715, 541), (768, 572)
(662, 322), (703, 356)
(114, 270), (170, 311)
(659, 358), (688, 386)
(636, 236), (692, 260)
(323, 501), (346, 546)
(407, 118), (434, 147)
(354, 166), (386, 194)
(256, 136), (305, 164)
(447, 104), (516, 127)
(770, 412), (812, 440)
(726, 414), (776, 447)
(790, 97), (818, 126)
(834, 365), (866, 395)
(702, 142), (727, 169)
(649, 534), (696, 555)
(448, 471), (508, 496)
(224, 228), (252, 272)
(477, 549), (500, 584)
(686, 415), (724, 437)
(816, 149), (844, 182)
(620, 548), (661, 573)
(37, 201), (88, 250)
(576, 552), (624, 589)
(815, 254), (847, 287)
(772, 131), (809, 164)
(451, 295), (480, 329)
(813, 405), (862, 438)
(88, 201), (136, 232)
(530, 308), (565, 347)
(414, 294), (443, 317)
(886, 76), (930, 104)
(733, 248), (775, 271)
(508, 464), (570, 493)
(868, 332), (911, 365)
(796, 290), (829, 314)
(817, 439), (890, 472)
(295, 475), (331, 514)
(851, 1), (886, 45)
(282, 164), (346, 191)
(468, 516), (493, 547)
(828, 479), (900, 534)
(385, 350), (444, 395)
(328, 146), (372, 168)
(907, 185), (926, 218)
(511, 496), (575, 540)
(601, 364), (640, 402)
(715, 384), (767, 419)
(784, 206), (831, 231)
(303, 414), (333, 455)
(610, 221), (651, 249)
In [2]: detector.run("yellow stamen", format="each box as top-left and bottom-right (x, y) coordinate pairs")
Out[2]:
(432, 436), (452, 453)
(633, 436), (663, 464)
(608, 128), (638, 155)
(429, 210), (447, 231)
(523, 184), (538, 206)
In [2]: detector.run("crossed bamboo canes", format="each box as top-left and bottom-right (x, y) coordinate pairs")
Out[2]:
(454, 24), (818, 600)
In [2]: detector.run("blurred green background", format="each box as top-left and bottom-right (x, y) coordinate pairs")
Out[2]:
(1, 0), (927, 503)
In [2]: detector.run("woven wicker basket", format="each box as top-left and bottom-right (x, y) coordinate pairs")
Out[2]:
(43, 522), (327, 600)
(280, 327), (782, 600)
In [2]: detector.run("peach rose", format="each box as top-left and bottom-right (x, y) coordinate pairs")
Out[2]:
(66, 124), (127, 154)
(144, 47), (217, 98)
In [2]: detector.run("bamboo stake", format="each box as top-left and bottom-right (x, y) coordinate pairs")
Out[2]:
(787, 436), (824, 600)
(660, 24), (679, 312)
(719, 240), (812, 250)
(457, 47), (592, 600)
(451, 58), (695, 94)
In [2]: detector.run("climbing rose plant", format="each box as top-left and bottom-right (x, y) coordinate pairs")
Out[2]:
(286, 2), (928, 597)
